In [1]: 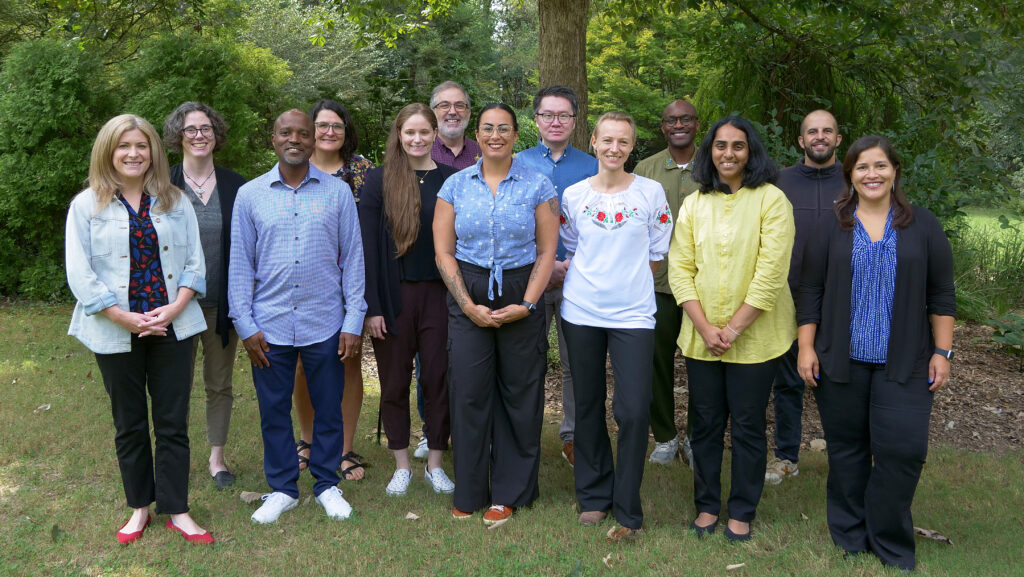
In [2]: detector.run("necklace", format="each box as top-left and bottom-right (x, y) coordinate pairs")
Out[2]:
(184, 166), (216, 197)
(417, 167), (434, 184)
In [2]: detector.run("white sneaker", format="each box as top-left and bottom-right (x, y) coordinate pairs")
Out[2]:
(765, 457), (800, 485)
(413, 436), (429, 460)
(681, 435), (695, 469)
(649, 436), (679, 465)
(425, 466), (455, 494)
(316, 486), (353, 520)
(385, 468), (413, 496)
(251, 491), (298, 524)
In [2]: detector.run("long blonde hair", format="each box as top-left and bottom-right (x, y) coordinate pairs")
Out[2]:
(383, 104), (436, 257)
(88, 114), (180, 213)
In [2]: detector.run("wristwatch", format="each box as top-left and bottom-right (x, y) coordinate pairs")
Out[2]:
(934, 347), (954, 360)
(521, 300), (537, 314)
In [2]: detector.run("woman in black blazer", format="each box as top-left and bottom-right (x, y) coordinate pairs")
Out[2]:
(796, 135), (955, 572)
(165, 102), (247, 489)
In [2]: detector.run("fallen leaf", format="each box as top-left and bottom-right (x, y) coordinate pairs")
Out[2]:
(800, 512), (808, 520)
(303, 495), (313, 506)
(809, 439), (827, 451)
(914, 527), (954, 545)
(240, 491), (264, 504)
(602, 553), (614, 569)
(33, 403), (51, 414)
(673, 386), (687, 394)
(726, 563), (746, 571)
(11, 379), (17, 385)
(486, 518), (508, 530)
(86, 370), (92, 379)
(405, 512), (420, 520)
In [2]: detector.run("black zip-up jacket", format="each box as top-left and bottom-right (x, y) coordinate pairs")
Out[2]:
(775, 159), (847, 297)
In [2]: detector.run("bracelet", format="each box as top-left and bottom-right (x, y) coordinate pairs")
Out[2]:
(726, 323), (742, 338)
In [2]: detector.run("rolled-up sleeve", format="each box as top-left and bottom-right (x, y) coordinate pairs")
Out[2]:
(668, 195), (699, 304)
(65, 193), (118, 315)
(743, 189), (794, 312)
(648, 183), (672, 262)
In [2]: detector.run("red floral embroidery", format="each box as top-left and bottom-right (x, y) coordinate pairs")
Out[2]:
(559, 214), (566, 225)
(596, 211), (606, 221)
(659, 213), (669, 223)
(615, 213), (623, 222)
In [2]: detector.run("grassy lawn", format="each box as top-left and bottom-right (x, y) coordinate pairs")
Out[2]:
(2, 302), (1022, 576)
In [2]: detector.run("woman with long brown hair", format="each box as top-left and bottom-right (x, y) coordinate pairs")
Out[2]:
(360, 103), (458, 496)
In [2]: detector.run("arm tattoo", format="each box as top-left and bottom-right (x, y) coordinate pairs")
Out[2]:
(546, 197), (560, 216)
(528, 261), (540, 284)
(437, 257), (471, 310)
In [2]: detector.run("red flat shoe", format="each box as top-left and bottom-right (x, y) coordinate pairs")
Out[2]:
(165, 518), (215, 545)
(116, 513), (151, 545)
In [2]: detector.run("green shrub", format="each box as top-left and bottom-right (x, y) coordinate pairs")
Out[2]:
(119, 31), (291, 179)
(950, 215), (1024, 323)
(0, 39), (116, 299)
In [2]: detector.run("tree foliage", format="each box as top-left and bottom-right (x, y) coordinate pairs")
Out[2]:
(0, 39), (116, 298)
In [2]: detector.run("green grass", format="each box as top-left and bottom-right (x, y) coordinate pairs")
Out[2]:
(2, 302), (1023, 576)
(951, 208), (1024, 322)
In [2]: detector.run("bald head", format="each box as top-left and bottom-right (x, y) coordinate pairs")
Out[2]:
(661, 99), (699, 152)
(798, 109), (841, 168)
(272, 109), (315, 167)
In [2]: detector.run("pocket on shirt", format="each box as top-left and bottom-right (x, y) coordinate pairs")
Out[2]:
(89, 218), (112, 258)
(509, 202), (534, 229)
(164, 209), (188, 247)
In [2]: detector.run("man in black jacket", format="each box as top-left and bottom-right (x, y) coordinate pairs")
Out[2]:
(766, 110), (845, 484)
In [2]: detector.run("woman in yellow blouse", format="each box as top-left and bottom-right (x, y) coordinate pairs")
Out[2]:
(668, 116), (795, 542)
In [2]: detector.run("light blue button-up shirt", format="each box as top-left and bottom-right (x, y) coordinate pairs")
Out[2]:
(516, 142), (598, 259)
(438, 158), (557, 300)
(229, 163), (366, 346)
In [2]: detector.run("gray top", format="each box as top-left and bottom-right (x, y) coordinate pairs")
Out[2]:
(186, 184), (223, 308)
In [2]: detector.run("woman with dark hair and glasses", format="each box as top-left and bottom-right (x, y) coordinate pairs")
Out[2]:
(667, 116), (795, 542)
(293, 99), (375, 481)
(164, 101), (247, 489)
(797, 135), (954, 572)
(433, 103), (559, 526)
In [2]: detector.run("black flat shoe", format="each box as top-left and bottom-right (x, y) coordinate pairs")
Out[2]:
(213, 470), (235, 490)
(689, 519), (718, 538)
(724, 525), (751, 543)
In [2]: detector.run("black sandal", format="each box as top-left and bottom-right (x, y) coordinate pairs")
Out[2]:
(296, 440), (311, 471)
(339, 451), (366, 480)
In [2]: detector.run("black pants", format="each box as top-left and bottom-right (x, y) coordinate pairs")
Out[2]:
(373, 280), (450, 451)
(815, 361), (933, 572)
(685, 357), (777, 523)
(94, 328), (194, 514)
(771, 340), (804, 462)
(448, 262), (547, 512)
(564, 321), (653, 530)
(651, 292), (683, 443)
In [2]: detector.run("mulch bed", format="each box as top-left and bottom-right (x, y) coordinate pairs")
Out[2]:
(542, 322), (1024, 454)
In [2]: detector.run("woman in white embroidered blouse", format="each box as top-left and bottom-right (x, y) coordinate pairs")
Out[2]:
(558, 111), (673, 539)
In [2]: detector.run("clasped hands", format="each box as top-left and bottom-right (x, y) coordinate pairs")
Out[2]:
(697, 323), (738, 357)
(465, 303), (530, 328)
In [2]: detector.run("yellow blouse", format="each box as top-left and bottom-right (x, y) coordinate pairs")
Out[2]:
(668, 183), (796, 363)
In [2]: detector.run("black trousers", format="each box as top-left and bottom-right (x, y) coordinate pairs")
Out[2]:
(448, 262), (547, 512)
(372, 280), (450, 451)
(685, 357), (777, 523)
(651, 292), (683, 443)
(771, 340), (804, 462)
(94, 328), (194, 514)
(815, 361), (933, 572)
(563, 321), (653, 530)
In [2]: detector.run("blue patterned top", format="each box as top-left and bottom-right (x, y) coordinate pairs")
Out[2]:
(850, 209), (897, 363)
(119, 193), (169, 313)
(437, 157), (557, 300)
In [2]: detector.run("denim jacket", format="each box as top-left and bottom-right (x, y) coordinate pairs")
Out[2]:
(66, 188), (207, 353)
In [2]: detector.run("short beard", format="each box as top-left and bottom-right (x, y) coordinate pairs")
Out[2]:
(805, 144), (836, 165)
(438, 118), (469, 140)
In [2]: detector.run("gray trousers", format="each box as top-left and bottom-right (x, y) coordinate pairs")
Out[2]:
(190, 306), (239, 447)
(544, 287), (574, 442)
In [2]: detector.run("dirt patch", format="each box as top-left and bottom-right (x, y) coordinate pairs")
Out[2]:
(541, 322), (1024, 453)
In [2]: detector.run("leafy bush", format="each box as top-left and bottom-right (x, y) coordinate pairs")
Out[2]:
(949, 215), (1024, 323)
(119, 31), (290, 179)
(0, 39), (116, 299)
(988, 314), (1024, 371)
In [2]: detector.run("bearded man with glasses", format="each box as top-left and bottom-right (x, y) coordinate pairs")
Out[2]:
(430, 80), (482, 170)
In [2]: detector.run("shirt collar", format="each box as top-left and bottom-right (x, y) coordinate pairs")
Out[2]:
(272, 162), (321, 189)
(468, 158), (522, 183)
(538, 141), (576, 164)
(661, 148), (694, 171)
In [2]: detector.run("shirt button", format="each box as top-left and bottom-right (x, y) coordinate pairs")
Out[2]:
(294, 212), (298, 216)
(163, 246), (169, 251)
(295, 260), (299, 264)
(167, 274), (173, 279)
(154, 217), (160, 223)
(295, 237), (299, 240)
(293, 306), (297, 310)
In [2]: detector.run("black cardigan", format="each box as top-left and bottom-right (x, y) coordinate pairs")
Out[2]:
(358, 164), (456, 335)
(170, 164), (247, 347)
(796, 206), (956, 384)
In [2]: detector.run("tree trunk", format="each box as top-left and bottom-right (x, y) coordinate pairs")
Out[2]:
(538, 0), (590, 149)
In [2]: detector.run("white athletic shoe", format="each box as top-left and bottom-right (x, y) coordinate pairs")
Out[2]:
(425, 466), (455, 494)
(385, 468), (413, 496)
(316, 486), (353, 520)
(681, 435), (695, 469)
(413, 436), (429, 460)
(251, 492), (298, 524)
(649, 436), (679, 465)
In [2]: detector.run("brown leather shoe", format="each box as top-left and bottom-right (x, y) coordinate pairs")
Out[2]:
(483, 504), (515, 525)
(452, 507), (473, 520)
(562, 440), (575, 468)
(578, 510), (608, 526)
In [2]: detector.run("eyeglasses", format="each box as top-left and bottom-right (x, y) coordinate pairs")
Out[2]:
(662, 115), (697, 126)
(434, 101), (469, 112)
(536, 113), (575, 125)
(314, 122), (345, 134)
(478, 124), (514, 137)
(182, 125), (214, 138)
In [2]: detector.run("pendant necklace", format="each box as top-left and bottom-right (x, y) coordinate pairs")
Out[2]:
(417, 168), (434, 184)
(185, 167), (216, 197)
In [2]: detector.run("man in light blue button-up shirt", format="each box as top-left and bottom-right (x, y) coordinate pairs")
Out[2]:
(516, 85), (598, 465)
(229, 110), (365, 522)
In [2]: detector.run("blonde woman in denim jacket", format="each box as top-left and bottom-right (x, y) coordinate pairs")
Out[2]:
(66, 114), (213, 545)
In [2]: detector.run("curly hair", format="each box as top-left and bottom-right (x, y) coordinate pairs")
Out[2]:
(162, 101), (229, 154)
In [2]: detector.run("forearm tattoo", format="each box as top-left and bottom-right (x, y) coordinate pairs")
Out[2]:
(437, 257), (472, 311)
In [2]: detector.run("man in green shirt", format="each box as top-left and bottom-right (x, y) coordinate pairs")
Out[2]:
(634, 99), (701, 466)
